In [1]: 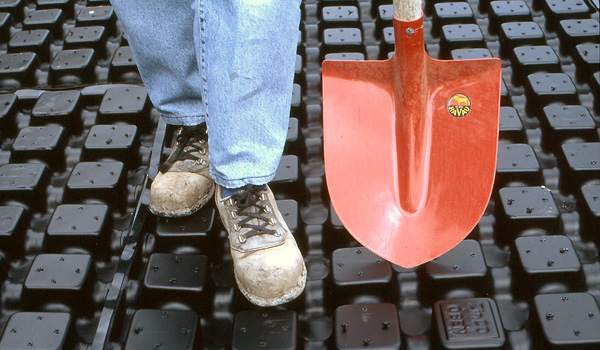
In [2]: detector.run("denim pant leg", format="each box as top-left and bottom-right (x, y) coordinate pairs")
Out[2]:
(204, 0), (302, 188)
(109, 0), (205, 125)
(110, 0), (301, 187)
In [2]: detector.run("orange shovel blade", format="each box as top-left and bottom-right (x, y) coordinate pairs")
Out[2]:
(322, 16), (502, 268)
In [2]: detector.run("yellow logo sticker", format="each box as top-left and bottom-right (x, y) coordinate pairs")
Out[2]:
(447, 93), (471, 118)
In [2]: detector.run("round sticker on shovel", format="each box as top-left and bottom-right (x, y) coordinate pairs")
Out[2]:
(447, 93), (471, 118)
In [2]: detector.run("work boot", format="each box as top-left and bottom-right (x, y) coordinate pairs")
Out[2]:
(216, 184), (306, 306)
(150, 125), (215, 217)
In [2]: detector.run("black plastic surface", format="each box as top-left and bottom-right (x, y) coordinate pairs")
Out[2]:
(83, 124), (139, 165)
(11, 126), (66, 168)
(534, 293), (600, 349)
(0, 1), (598, 349)
(50, 49), (97, 85)
(489, 0), (532, 29)
(0, 312), (74, 349)
(322, 6), (360, 28)
(23, 9), (63, 38)
(335, 303), (401, 350)
(0, 52), (39, 88)
(232, 310), (297, 350)
(512, 46), (560, 84)
(434, 298), (505, 349)
(124, 309), (200, 350)
(64, 26), (107, 56)
(8, 29), (52, 62)
(441, 24), (485, 57)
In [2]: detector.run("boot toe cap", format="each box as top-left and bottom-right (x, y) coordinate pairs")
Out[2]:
(150, 172), (214, 216)
(235, 239), (306, 302)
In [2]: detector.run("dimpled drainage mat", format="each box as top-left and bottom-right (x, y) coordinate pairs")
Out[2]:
(0, 0), (599, 349)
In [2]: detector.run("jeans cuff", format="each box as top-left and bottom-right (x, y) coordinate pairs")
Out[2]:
(210, 167), (275, 189)
(161, 114), (206, 126)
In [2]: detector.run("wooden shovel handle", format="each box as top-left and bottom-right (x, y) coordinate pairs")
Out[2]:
(394, 0), (422, 21)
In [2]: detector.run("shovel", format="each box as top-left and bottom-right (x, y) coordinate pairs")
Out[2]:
(322, 0), (502, 268)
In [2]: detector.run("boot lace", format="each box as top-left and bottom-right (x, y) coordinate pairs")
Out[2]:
(159, 125), (208, 173)
(230, 185), (278, 241)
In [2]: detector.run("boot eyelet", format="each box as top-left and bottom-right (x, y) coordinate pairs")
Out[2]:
(260, 193), (268, 201)
(234, 223), (241, 231)
(230, 210), (238, 219)
(269, 218), (276, 225)
(237, 234), (246, 244)
(274, 231), (282, 237)
(264, 205), (271, 213)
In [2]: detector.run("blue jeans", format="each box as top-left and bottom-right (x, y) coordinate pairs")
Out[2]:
(109, 0), (301, 188)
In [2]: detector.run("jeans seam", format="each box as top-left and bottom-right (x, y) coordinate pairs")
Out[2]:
(198, 0), (208, 120)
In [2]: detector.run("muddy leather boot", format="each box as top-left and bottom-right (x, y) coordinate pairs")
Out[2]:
(150, 125), (215, 217)
(216, 184), (306, 306)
